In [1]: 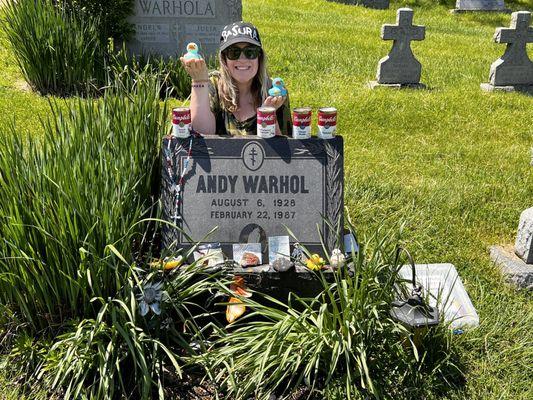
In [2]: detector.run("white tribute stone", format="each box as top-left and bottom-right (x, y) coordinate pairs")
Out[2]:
(127, 0), (242, 59)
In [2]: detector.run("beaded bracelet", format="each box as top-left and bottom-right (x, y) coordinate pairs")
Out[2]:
(191, 83), (206, 88)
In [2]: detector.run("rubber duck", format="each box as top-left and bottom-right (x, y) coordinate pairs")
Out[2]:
(268, 77), (287, 97)
(183, 42), (202, 60)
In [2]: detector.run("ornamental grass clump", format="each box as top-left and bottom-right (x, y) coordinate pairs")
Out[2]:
(203, 227), (462, 399)
(0, 69), (167, 331)
(3, 0), (107, 96)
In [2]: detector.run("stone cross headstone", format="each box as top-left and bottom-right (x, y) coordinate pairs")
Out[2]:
(161, 137), (344, 260)
(452, 0), (510, 13)
(369, 8), (426, 89)
(481, 11), (533, 93)
(127, 0), (242, 59)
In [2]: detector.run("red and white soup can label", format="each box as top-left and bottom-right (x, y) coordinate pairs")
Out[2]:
(172, 107), (191, 138)
(317, 107), (337, 139)
(292, 107), (312, 139)
(257, 106), (276, 138)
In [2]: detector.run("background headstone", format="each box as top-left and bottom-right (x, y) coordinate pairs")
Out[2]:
(489, 182), (533, 290)
(127, 0), (242, 59)
(369, 8), (426, 89)
(515, 207), (533, 264)
(452, 0), (510, 13)
(481, 11), (533, 93)
(328, 0), (389, 10)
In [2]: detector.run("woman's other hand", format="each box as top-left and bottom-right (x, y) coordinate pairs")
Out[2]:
(263, 96), (286, 110)
(180, 57), (209, 81)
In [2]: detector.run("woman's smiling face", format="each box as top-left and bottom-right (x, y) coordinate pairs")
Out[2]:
(224, 43), (259, 84)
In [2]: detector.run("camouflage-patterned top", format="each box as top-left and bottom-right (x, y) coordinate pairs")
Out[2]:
(208, 71), (292, 136)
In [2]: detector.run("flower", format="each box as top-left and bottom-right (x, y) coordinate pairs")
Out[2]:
(136, 281), (163, 316)
(163, 256), (184, 270)
(226, 297), (246, 323)
(306, 254), (325, 271)
(230, 275), (252, 298)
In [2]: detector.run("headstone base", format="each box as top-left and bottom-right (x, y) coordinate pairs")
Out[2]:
(368, 81), (426, 90)
(481, 83), (533, 94)
(227, 264), (343, 299)
(450, 8), (511, 14)
(489, 245), (533, 290)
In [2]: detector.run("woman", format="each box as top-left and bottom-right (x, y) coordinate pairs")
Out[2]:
(180, 21), (291, 136)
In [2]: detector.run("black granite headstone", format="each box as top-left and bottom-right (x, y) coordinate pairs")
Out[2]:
(161, 136), (344, 260)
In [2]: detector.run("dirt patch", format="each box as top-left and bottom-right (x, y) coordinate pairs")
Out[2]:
(14, 79), (33, 93)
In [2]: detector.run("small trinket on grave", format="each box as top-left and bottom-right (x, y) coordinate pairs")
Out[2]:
(330, 249), (345, 269)
(194, 243), (224, 267)
(183, 42), (202, 60)
(272, 257), (293, 272)
(163, 255), (184, 270)
(292, 107), (312, 139)
(172, 107), (192, 138)
(291, 244), (306, 263)
(230, 276), (252, 298)
(240, 252), (260, 267)
(226, 297), (245, 323)
(306, 254), (325, 271)
(317, 107), (337, 139)
(268, 77), (287, 97)
(257, 106), (277, 138)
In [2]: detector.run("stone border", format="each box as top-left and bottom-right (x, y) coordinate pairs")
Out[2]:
(489, 245), (533, 290)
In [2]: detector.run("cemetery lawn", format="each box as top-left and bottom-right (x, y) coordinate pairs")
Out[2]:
(0, 0), (532, 399)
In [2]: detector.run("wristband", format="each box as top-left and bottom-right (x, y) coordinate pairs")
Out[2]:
(192, 79), (209, 83)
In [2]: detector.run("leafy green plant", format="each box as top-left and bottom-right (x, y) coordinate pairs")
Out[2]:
(2, 0), (107, 96)
(59, 0), (135, 41)
(0, 69), (168, 331)
(203, 226), (462, 400)
(36, 254), (224, 400)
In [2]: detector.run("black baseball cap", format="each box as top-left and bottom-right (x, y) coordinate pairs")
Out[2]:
(220, 21), (262, 52)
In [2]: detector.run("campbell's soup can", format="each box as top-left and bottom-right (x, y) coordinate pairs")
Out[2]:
(292, 107), (312, 139)
(257, 106), (276, 138)
(172, 107), (191, 138)
(317, 107), (337, 139)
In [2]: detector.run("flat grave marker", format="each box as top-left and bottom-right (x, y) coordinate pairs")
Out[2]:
(451, 0), (510, 13)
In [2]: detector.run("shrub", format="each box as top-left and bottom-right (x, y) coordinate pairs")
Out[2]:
(202, 227), (462, 399)
(0, 69), (168, 331)
(3, 0), (107, 96)
(59, 0), (135, 41)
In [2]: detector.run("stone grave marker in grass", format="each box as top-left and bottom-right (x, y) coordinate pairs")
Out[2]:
(490, 163), (533, 290)
(481, 11), (533, 93)
(451, 0), (510, 14)
(160, 136), (345, 297)
(369, 8), (426, 89)
(126, 0), (242, 59)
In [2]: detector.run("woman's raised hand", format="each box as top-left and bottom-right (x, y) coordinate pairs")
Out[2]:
(263, 96), (286, 110)
(180, 57), (209, 81)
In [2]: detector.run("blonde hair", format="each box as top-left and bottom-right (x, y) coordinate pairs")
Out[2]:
(217, 48), (270, 113)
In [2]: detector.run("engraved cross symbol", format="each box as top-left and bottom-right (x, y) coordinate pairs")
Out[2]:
(249, 147), (258, 166)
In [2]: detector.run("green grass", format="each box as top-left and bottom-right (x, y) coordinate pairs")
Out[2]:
(0, 0), (532, 398)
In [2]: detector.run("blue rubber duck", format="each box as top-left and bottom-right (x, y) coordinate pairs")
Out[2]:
(183, 42), (202, 60)
(268, 77), (287, 97)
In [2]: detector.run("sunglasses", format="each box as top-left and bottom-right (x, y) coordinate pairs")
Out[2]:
(224, 46), (261, 60)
